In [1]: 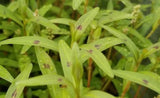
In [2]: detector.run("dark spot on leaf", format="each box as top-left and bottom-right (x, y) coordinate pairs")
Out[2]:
(123, 39), (127, 42)
(58, 78), (62, 82)
(33, 40), (40, 44)
(67, 62), (71, 67)
(87, 49), (93, 54)
(143, 79), (148, 84)
(95, 44), (101, 49)
(77, 25), (82, 30)
(153, 46), (159, 49)
(43, 63), (50, 69)
(12, 89), (17, 98)
(59, 84), (67, 88)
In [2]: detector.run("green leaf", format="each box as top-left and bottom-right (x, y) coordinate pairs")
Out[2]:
(39, 4), (52, 16)
(0, 65), (14, 82)
(81, 47), (114, 78)
(113, 70), (160, 94)
(75, 7), (99, 40)
(0, 36), (58, 52)
(143, 42), (160, 58)
(114, 46), (131, 57)
(102, 25), (139, 60)
(5, 61), (32, 98)
(58, 40), (74, 83)
(16, 74), (70, 87)
(82, 90), (116, 98)
(0, 58), (18, 68)
(126, 27), (152, 47)
(80, 37), (123, 63)
(71, 42), (83, 89)
(0, 5), (22, 26)
(50, 18), (76, 25)
(35, 47), (57, 74)
(107, 0), (114, 10)
(30, 16), (60, 30)
(20, 45), (32, 54)
(98, 10), (132, 25)
(72, 0), (83, 10)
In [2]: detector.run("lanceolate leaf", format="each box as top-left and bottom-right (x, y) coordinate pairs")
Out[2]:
(82, 90), (116, 98)
(0, 36), (58, 51)
(81, 47), (114, 78)
(102, 25), (139, 60)
(30, 16), (60, 30)
(50, 18), (76, 25)
(0, 58), (18, 68)
(58, 40), (74, 83)
(39, 4), (52, 16)
(75, 7), (99, 40)
(0, 65), (14, 82)
(35, 47), (61, 98)
(0, 5), (22, 25)
(113, 70), (160, 94)
(99, 10), (132, 25)
(16, 74), (76, 97)
(143, 42), (160, 58)
(72, 0), (83, 10)
(16, 74), (70, 87)
(80, 37), (123, 63)
(5, 62), (32, 98)
(35, 47), (57, 74)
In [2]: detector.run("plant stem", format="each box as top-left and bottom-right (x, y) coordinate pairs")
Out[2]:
(121, 81), (131, 98)
(121, 57), (142, 98)
(58, 0), (65, 17)
(107, 47), (112, 59)
(146, 19), (160, 39)
(84, 0), (89, 13)
(101, 79), (111, 91)
(87, 58), (93, 87)
(134, 85), (141, 98)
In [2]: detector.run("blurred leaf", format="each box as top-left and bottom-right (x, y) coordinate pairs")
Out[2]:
(0, 58), (18, 68)
(58, 40), (74, 84)
(80, 47), (114, 78)
(7, 1), (19, 11)
(0, 5), (22, 25)
(50, 18), (76, 25)
(107, 0), (113, 10)
(143, 42), (160, 58)
(35, 47), (57, 74)
(80, 37), (123, 63)
(16, 74), (72, 88)
(82, 90), (116, 98)
(39, 4), (52, 16)
(20, 45), (32, 54)
(98, 10), (132, 25)
(71, 42), (83, 89)
(5, 60), (32, 98)
(72, 0), (83, 10)
(113, 70), (160, 94)
(102, 25), (139, 60)
(114, 46), (130, 57)
(30, 16), (60, 30)
(75, 7), (99, 40)
(0, 36), (58, 52)
(0, 65), (14, 82)
(127, 27), (152, 47)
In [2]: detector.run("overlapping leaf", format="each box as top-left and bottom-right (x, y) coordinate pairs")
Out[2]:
(0, 36), (58, 51)
(113, 70), (160, 94)
(0, 65), (14, 82)
(102, 25), (139, 60)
